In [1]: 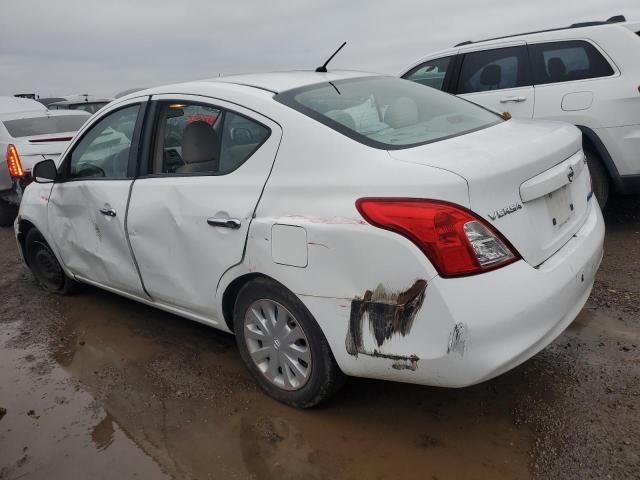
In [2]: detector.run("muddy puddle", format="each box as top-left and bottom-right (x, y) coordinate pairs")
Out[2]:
(2, 283), (534, 479)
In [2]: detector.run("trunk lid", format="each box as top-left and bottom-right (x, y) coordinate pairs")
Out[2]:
(12, 133), (74, 170)
(389, 119), (592, 267)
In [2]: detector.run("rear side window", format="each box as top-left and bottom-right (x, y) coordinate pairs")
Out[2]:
(2, 115), (88, 138)
(150, 102), (270, 175)
(402, 56), (453, 90)
(529, 41), (614, 85)
(457, 46), (530, 94)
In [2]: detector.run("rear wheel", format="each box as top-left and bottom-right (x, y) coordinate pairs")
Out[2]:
(0, 200), (18, 227)
(25, 229), (76, 294)
(584, 147), (609, 208)
(233, 277), (345, 408)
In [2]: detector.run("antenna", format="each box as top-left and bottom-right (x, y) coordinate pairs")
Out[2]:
(315, 42), (347, 73)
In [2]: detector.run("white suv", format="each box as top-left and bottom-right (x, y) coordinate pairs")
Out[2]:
(401, 15), (640, 206)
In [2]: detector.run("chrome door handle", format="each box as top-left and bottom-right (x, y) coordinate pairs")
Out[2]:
(207, 217), (241, 229)
(99, 208), (117, 217)
(500, 96), (526, 103)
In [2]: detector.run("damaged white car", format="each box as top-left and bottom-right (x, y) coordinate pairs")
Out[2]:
(15, 71), (604, 407)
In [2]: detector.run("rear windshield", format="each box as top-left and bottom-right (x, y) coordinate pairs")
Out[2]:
(275, 76), (502, 149)
(2, 115), (88, 138)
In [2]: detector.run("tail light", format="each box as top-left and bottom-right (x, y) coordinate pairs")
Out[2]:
(356, 198), (520, 277)
(6, 144), (24, 178)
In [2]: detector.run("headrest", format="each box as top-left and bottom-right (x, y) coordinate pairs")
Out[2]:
(384, 97), (419, 129)
(480, 64), (502, 87)
(325, 110), (356, 130)
(547, 57), (567, 81)
(182, 121), (219, 164)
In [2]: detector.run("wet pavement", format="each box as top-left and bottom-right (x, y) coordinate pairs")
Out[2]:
(1, 197), (639, 479)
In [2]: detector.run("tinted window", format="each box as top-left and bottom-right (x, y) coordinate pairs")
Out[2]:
(275, 76), (501, 150)
(3, 115), (89, 138)
(69, 105), (139, 179)
(151, 102), (270, 175)
(403, 57), (452, 90)
(457, 47), (530, 94)
(529, 41), (614, 85)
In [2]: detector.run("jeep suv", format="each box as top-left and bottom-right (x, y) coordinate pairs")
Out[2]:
(401, 15), (640, 206)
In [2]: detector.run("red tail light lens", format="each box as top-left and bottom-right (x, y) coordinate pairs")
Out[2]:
(356, 198), (520, 277)
(6, 144), (24, 178)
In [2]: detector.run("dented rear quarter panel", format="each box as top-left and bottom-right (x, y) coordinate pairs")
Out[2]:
(218, 109), (471, 377)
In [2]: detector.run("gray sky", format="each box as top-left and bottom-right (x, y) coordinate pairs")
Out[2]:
(1, 0), (639, 97)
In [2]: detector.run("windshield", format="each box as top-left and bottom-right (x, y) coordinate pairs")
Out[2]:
(275, 76), (502, 149)
(3, 115), (89, 138)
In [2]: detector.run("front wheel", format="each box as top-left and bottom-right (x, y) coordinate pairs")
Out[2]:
(233, 278), (345, 408)
(25, 229), (77, 294)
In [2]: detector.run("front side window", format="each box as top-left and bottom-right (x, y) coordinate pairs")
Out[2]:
(151, 102), (270, 175)
(275, 76), (502, 150)
(457, 46), (530, 94)
(529, 41), (615, 85)
(68, 105), (139, 179)
(402, 56), (452, 90)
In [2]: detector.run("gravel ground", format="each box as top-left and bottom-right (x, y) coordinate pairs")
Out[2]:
(0, 196), (638, 479)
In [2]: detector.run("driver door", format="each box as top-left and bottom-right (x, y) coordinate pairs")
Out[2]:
(47, 99), (148, 297)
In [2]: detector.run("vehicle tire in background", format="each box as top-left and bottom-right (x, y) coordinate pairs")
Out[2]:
(233, 277), (345, 408)
(25, 228), (77, 294)
(0, 200), (18, 227)
(585, 146), (609, 208)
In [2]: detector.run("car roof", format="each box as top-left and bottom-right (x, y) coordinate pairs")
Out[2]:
(452, 15), (636, 47)
(0, 96), (48, 115)
(0, 109), (91, 122)
(133, 70), (381, 99)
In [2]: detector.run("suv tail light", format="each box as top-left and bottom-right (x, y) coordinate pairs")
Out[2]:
(356, 198), (520, 277)
(6, 144), (24, 178)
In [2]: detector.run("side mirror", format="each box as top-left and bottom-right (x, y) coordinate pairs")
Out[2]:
(33, 159), (57, 183)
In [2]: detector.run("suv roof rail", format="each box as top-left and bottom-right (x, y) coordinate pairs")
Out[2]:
(454, 15), (627, 47)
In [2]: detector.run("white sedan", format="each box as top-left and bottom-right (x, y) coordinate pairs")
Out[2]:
(16, 71), (604, 407)
(0, 107), (90, 225)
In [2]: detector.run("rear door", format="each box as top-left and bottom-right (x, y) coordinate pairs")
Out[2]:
(126, 94), (282, 320)
(48, 99), (147, 296)
(528, 40), (618, 123)
(455, 43), (535, 118)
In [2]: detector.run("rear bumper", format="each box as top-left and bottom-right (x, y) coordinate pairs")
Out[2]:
(301, 200), (604, 387)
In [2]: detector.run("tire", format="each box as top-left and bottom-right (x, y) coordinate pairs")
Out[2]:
(233, 277), (345, 408)
(25, 228), (77, 295)
(0, 200), (18, 227)
(584, 147), (609, 208)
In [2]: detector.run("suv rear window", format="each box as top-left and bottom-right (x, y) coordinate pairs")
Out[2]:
(3, 115), (88, 138)
(275, 76), (501, 150)
(529, 40), (614, 85)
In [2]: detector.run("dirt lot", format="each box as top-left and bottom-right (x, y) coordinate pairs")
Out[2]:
(1, 197), (639, 480)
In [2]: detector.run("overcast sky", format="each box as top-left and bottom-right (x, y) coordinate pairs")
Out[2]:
(1, 0), (638, 97)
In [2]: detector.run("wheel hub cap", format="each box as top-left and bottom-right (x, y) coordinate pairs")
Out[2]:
(244, 299), (312, 391)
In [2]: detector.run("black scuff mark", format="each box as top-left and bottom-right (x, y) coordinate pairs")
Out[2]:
(447, 323), (467, 356)
(346, 280), (427, 369)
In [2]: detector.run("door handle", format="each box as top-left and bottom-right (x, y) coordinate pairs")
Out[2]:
(99, 208), (117, 217)
(500, 96), (527, 103)
(207, 217), (241, 229)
